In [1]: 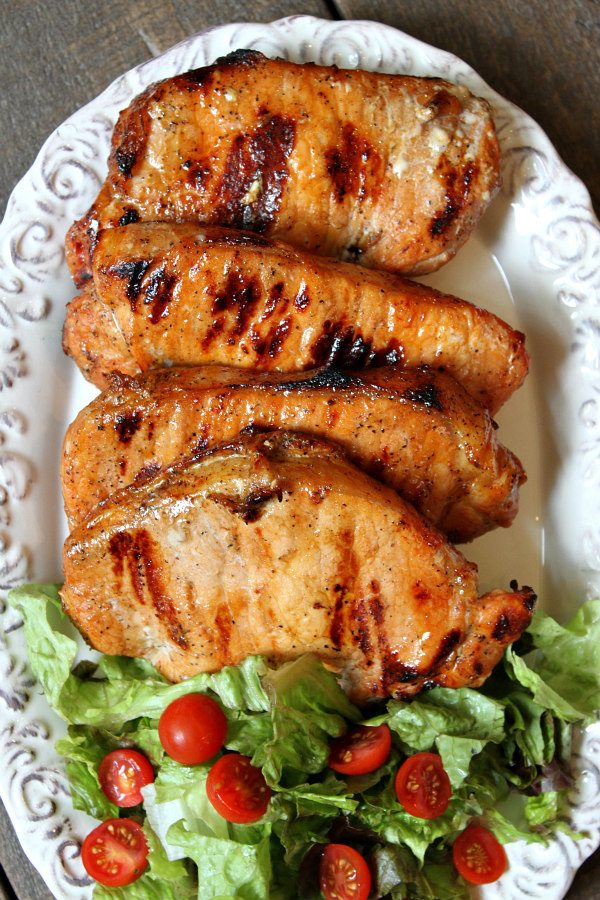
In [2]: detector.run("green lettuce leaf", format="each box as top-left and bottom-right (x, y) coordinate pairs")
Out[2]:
(168, 820), (272, 900)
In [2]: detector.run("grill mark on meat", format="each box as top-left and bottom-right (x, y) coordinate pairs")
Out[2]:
(430, 162), (477, 237)
(381, 652), (419, 689)
(270, 368), (363, 393)
(214, 602), (232, 655)
(118, 208), (140, 226)
(330, 584), (347, 650)
(216, 112), (296, 232)
(412, 580), (431, 602)
(265, 316), (291, 357)
(200, 231), (272, 248)
(311, 322), (378, 368)
(115, 148), (137, 176)
(114, 410), (143, 444)
(431, 629), (462, 668)
(330, 530), (360, 650)
(108, 531), (132, 581)
(108, 260), (151, 309)
(325, 123), (382, 203)
(211, 270), (262, 335)
(402, 382), (444, 411)
(491, 606), (531, 642)
(108, 529), (187, 646)
(261, 281), (285, 321)
(294, 285), (310, 311)
(372, 338), (405, 367)
(183, 49), (263, 89)
(182, 159), (210, 190)
(208, 486), (283, 523)
(143, 267), (177, 324)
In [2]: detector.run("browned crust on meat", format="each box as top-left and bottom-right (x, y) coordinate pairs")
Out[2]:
(65, 49), (500, 285)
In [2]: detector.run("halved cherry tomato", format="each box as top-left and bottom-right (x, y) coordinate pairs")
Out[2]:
(81, 818), (148, 887)
(206, 753), (271, 823)
(329, 723), (392, 775)
(453, 823), (508, 885)
(98, 749), (154, 807)
(319, 843), (372, 900)
(394, 751), (451, 819)
(158, 693), (227, 765)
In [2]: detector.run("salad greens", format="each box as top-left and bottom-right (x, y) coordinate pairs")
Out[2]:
(8, 583), (600, 899)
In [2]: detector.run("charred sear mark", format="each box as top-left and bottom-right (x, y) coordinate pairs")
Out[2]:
(381, 653), (419, 689)
(402, 382), (443, 411)
(114, 409), (143, 444)
(326, 123), (382, 203)
(492, 613), (510, 641)
(184, 49), (264, 88)
(294, 285), (310, 311)
(211, 270), (261, 335)
(118, 208), (140, 226)
(143, 267), (177, 324)
(330, 585), (347, 650)
(311, 322), (378, 369)
(214, 603), (232, 655)
(109, 529), (187, 646)
(209, 486), (283, 523)
(262, 282), (285, 320)
(115, 148), (137, 176)
(215, 48), (264, 67)
(346, 244), (364, 261)
(108, 531), (133, 580)
(272, 368), (362, 393)
(491, 606), (532, 643)
(265, 317), (291, 357)
(182, 159), (210, 190)
(372, 339), (405, 367)
(430, 629), (462, 669)
(201, 231), (272, 248)
(216, 113), (296, 231)
(430, 162), (477, 237)
(108, 260), (152, 309)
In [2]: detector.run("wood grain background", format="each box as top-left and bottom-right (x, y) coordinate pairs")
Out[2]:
(0, 1), (598, 898)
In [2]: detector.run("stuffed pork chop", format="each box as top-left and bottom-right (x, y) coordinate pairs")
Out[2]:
(61, 364), (525, 542)
(65, 49), (500, 286)
(63, 222), (528, 413)
(61, 432), (535, 704)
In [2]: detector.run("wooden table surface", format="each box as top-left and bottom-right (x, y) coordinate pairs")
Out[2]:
(0, 1), (598, 898)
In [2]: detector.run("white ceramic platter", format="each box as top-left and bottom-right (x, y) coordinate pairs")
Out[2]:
(0, 15), (599, 899)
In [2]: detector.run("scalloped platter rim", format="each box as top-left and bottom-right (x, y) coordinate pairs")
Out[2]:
(0, 14), (599, 899)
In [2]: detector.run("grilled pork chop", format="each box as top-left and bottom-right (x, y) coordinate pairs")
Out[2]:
(61, 432), (535, 703)
(63, 222), (527, 412)
(61, 365), (525, 542)
(65, 49), (500, 287)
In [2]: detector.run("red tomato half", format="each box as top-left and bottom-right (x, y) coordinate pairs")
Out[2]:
(453, 823), (508, 885)
(329, 724), (392, 775)
(206, 753), (271, 823)
(394, 751), (452, 819)
(98, 749), (154, 807)
(158, 693), (227, 765)
(81, 818), (148, 887)
(319, 844), (372, 900)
